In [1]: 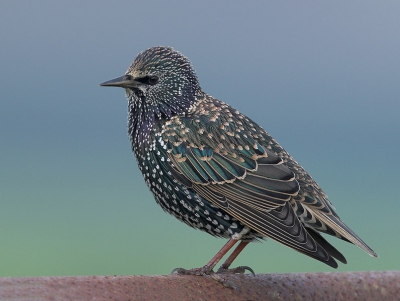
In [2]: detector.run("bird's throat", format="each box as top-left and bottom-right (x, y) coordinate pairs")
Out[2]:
(127, 99), (157, 152)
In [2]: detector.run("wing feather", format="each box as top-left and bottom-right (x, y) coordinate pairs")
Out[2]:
(158, 104), (377, 266)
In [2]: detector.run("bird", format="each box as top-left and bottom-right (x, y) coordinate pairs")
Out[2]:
(100, 46), (377, 286)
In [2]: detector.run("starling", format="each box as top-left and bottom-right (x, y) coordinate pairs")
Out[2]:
(100, 46), (377, 283)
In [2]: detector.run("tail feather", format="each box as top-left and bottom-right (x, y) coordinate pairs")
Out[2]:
(313, 211), (378, 258)
(307, 228), (347, 264)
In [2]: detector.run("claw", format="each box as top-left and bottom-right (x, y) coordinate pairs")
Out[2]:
(243, 266), (255, 276)
(216, 265), (255, 276)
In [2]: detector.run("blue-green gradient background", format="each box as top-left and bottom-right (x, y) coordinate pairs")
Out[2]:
(1, 1), (399, 277)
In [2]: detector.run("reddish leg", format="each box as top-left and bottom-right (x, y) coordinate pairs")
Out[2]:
(172, 238), (239, 275)
(203, 238), (239, 270)
(172, 238), (254, 290)
(219, 241), (249, 270)
(217, 241), (254, 275)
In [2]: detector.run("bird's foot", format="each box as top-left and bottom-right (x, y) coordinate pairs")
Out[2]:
(171, 266), (212, 276)
(209, 272), (240, 291)
(216, 264), (255, 276)
(171, 266), (240, 291)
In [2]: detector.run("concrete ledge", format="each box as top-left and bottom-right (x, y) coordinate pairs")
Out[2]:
(1, 271), (399, 301)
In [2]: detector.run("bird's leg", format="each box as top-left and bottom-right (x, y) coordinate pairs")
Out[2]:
(172, 237), (238, 276)
(172, 228), (255, 290)
(172, 237), (243, 290)
(216, 241), (255, 275)
(203, 237), (239, 272)
(172, 227), (251, 276)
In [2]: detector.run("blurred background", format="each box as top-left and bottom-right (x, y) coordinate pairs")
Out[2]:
(1, 1), (399, 277)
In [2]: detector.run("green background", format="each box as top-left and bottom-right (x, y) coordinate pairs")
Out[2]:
(1, 1), (399, 277)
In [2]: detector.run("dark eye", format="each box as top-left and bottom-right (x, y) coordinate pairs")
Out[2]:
(136, 75), (159, 85)
(147, 75), (159, 85)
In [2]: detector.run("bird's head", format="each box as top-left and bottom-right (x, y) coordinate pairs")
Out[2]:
(101, 46), (202, 118)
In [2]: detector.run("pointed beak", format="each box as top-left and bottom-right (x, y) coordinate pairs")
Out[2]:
(100, 75), (139, 89)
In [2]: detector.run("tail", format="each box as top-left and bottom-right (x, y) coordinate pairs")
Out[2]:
(313, 210), (378, 258)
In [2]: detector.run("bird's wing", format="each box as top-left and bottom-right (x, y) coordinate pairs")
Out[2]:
(158, 112), (340, 267)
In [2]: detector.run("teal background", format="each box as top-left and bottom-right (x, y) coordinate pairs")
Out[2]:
(1, 1), (399, 277)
